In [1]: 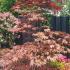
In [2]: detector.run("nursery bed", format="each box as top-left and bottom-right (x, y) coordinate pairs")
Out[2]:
(0, 29), (70, 70)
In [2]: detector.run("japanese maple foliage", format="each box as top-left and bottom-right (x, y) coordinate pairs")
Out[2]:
(13, 0), (62, 11)
(0, 0), (63, 47)
(11, 0), (62, 32)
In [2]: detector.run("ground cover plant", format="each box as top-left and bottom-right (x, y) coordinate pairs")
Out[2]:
(0, 0), (70, 70)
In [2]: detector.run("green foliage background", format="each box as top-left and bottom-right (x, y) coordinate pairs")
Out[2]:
(0, 0), (16, 12)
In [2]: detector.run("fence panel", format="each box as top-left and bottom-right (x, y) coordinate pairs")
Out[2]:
(51, 16), (70, 33)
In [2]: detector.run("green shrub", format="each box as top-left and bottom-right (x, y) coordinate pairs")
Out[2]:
(0, 0), (16, 12)
(0, 28), (14, 48)
(48, 61), (65, 69)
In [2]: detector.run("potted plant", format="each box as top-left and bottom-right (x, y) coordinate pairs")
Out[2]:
(51, 0), (70, 33)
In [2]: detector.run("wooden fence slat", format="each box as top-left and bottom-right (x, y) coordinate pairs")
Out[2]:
(69, 16), (70, 33)
(51, 16), (56, 30)
(66, 16), (69, 33)
(61, 17), (67, 32)
(56, 17), (61, 31)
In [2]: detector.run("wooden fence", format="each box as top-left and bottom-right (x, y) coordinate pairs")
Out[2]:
(51, 16), (70, 33)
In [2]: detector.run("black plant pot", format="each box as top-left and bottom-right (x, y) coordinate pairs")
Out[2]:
(14, 32), (23, 45)
(51, 16), (70, 33)
(14, 32), (34, 45)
